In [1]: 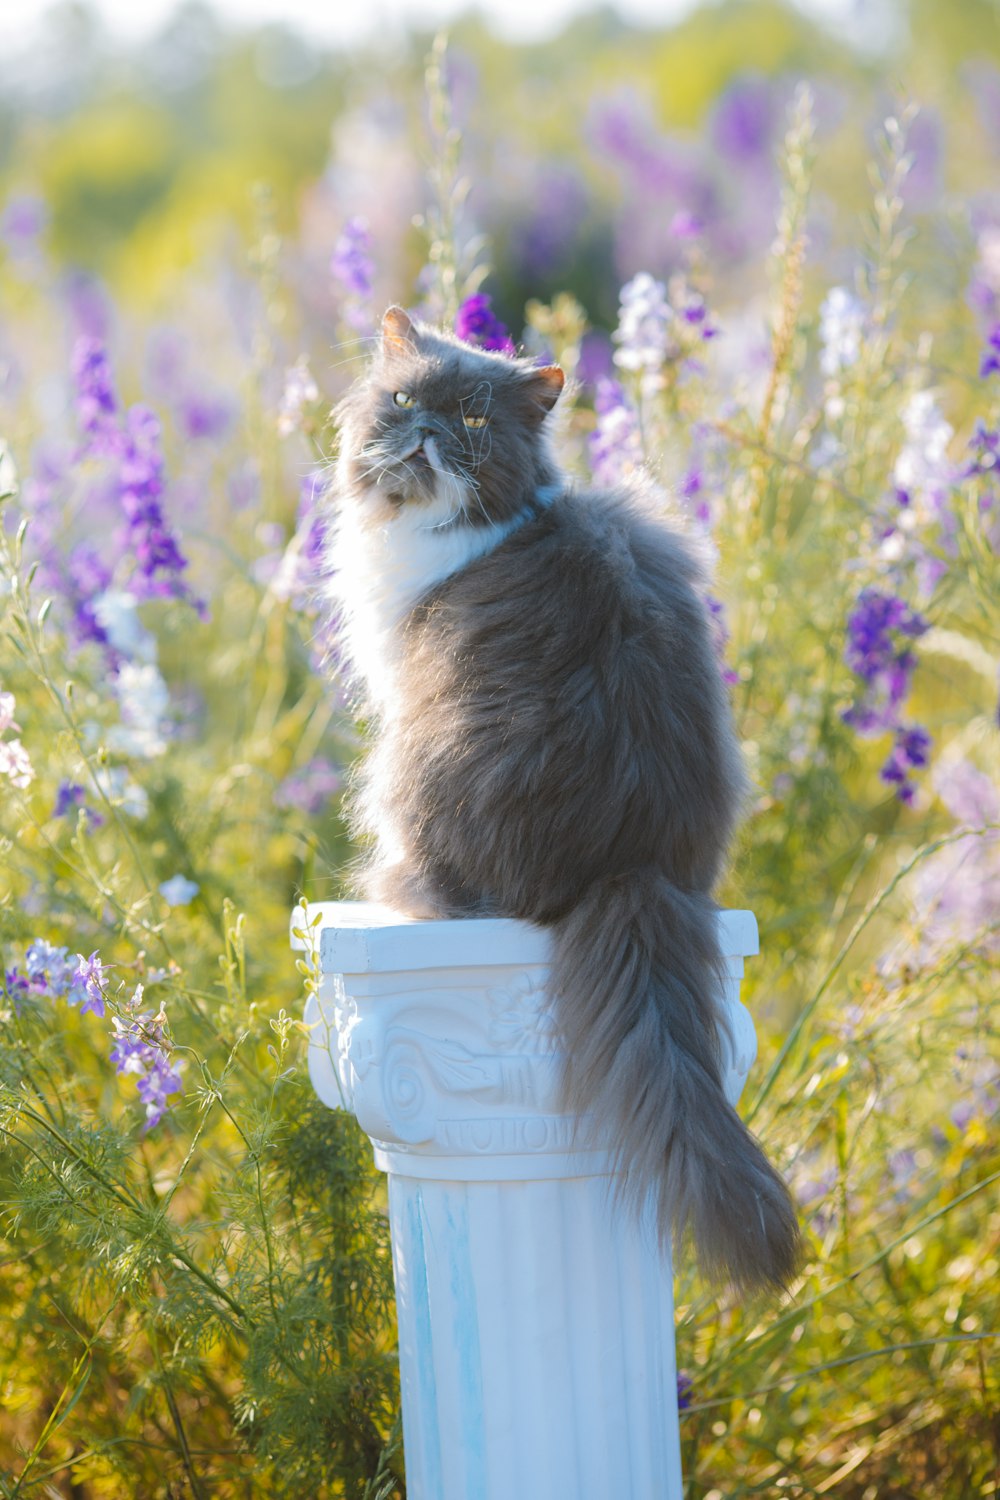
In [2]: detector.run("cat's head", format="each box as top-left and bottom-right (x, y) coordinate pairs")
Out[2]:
(335, 306), (564, 527)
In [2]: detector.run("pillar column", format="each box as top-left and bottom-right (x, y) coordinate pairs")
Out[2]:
(291, 901), (760, 1500)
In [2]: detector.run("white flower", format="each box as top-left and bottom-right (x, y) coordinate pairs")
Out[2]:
(91, 590), (157, 664)
(613, 272), (673, 387)
(0, 440), (18, 498)
(0, 689), (18, 736)
(0, 738), (34, 788)
(818, 287), (865, 377)
(159, 874), (199, 907)
(107, 662), (170, 759)
(891, 389), (954, 519)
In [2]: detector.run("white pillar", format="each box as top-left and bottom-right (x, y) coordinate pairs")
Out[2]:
(291, 902), (760, 1500)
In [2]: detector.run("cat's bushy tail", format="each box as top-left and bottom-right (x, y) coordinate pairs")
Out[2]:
(551, 867), (800, 1297)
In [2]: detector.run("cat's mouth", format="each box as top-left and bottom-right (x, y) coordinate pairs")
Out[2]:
(390, 435), (447, 496)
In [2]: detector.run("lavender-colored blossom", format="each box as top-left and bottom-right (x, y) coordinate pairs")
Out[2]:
(677, 423), (729, 531)
(178, 390), (233, 442)
(710, 75), (775, 164)
(136, 1054), (185, 1127)
(588, 92), (719, 273)
(69, 339), (196, 613)
(159, 874), (199, 907)
(64, 270), (111, 341)
(52, 782), (103, 828)
(509, 163), (589, 280)
(843, 588), (928, 737)
(455, 294), (516, 355)
(980, 323), (1000, 378)
(1, 193), (48, 260)
(588, 378), (644, 486)
(72, 337), (118, 443)
(268, 474), (329, 612)
(275, 758), (343, 815)
(331, 216), (376, 333)
(73, 950), (106, 1017)
(65, 544), (115, 652)
(331, 216), (375, 298)
(25, 940), (88, 1003)
(278, 357), (320, 437)
(576, 331), (614, 387)
(705, 596), (739, 687)
(669, 210), (704, 240)
(120, 404), (189, 599)
(819, 287), (865, 377)
(676, 1373), (693, 1411)
(110, 1000), (184, 1129)
(879, 724), (932, 805)
(908, 759), (1000, 960)
(3, 969), (31, 1007)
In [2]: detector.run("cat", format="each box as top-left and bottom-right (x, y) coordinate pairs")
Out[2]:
(326, 305), (800, 1296)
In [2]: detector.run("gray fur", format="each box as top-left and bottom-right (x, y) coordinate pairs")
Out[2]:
(328, 309), (800, 1296)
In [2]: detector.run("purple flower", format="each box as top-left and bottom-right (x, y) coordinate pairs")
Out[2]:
(1, 193), (48, 257)
(52, 781), (103, 827)
(136, 1054), (185, 1127)
(275, 758), (343, 815)
(69, 340), (196, 615)
(907, 759), (1000, 961)
(842, 588), (928, 738)
(331, 217), (376, 333)
(676, 1372), (693, 1411)
(65, 544), (115, 652)
(710, 76), (775, 164)
(72, 950), (107, 1017)
(588, 378), (644, 486)
(981, 324), (1000, 379)
(455, 294), (516, 355)
(705, 595), (740, 687)
(26, 940), (81, 998)
(72, 337), (118, 443)
(177, 391), (233, 442)
(332, 216), (375, 298)
(110, 1002), (184, 1129)
(4, 968), (31, 1007)
(879, 723), (932, 804)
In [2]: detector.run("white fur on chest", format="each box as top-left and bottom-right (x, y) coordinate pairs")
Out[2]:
(328, 479), (512, 715)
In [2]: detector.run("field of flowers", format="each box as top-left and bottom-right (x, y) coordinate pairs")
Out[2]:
(0, 3), (998, 1496)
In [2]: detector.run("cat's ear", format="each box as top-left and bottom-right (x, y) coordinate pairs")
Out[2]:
(525, 364), (565, 415)
(382, 306), (416, 357)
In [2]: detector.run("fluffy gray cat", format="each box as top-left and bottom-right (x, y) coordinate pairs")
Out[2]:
(327, 306), (800, 1296)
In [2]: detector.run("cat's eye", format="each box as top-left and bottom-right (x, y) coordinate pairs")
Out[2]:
(393, 391), (415, 408)
(463, 415), (488, 430)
